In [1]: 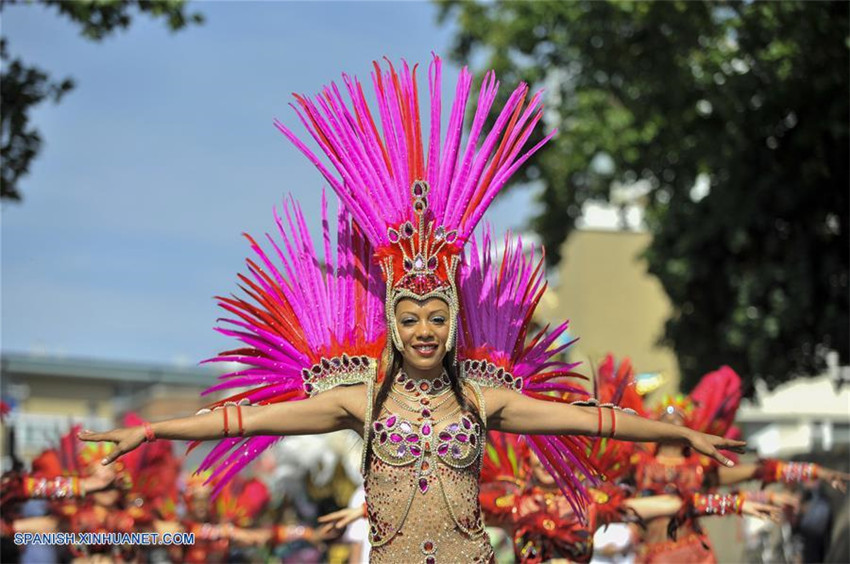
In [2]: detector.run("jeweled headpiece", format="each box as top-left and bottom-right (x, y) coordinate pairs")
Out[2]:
(276, 55), (555, 351)
(381, 180), (461, 349)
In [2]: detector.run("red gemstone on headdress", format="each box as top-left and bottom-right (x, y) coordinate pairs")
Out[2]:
(351, 356), (362, 367)
(401, 222), (415, 238)
(304, 383), (314, 394)
(413, 198), (427, 213)
(412, 181), (427, 197)
(388, 227), (400, 243)
(445, 230), (458, 243)
(403, 257), (414, 271)
(426, 256), (438, 270)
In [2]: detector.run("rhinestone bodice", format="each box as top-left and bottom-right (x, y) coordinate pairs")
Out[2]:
(363, 377), (492, 564)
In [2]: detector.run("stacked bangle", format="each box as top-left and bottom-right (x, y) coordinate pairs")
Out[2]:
(692, 493), (743, 516)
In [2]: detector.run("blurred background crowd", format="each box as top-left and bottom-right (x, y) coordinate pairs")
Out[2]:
(1, 1), (847, 562)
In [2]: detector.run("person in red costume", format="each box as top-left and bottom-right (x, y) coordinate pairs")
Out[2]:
(2, 415), (178, 563)
(154, 470), (275, 563)
(479, 357), (782, 563)
(632, 366), (850, 564)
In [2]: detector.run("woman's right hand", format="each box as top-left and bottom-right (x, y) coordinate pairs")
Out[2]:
(741, 500), (783, 523)
(77, 427), (145, 465)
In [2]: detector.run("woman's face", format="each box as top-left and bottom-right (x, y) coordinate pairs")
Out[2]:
(394, 297), (450, 377)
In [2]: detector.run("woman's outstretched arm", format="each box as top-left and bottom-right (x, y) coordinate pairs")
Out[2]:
(482, 388), (746, 467)
(79, 384), (366, 465)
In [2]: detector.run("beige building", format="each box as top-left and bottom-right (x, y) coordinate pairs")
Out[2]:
(1, 353), (218, 463)
(535, 229), (681, 400)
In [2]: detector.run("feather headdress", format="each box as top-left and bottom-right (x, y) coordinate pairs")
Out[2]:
(276, 54), (555, 350)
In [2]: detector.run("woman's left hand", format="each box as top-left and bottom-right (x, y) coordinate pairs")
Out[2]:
(685, 430), (746, 467)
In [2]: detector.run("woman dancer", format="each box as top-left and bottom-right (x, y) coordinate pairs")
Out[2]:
(81, 56), (746, 564)
(633, 368), (849, 563)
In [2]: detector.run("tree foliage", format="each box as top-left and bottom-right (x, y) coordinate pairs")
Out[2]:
(1, 0), (203, 201)
(439, 0), (849, 392)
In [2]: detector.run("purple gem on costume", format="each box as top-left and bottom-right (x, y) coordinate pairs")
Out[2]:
(421, 408), (432, 418)
(379, 432), (388, 444)
(406, 434), (420, 443)
(304, 383), (314, 394)
(438, 432), (452, 441)
(422, 424), (432, 436)
(451, 445), (462, 459)
(445, 230), (458, 243)
(389, 433), (403, 443)
(386, 415), (397, 428)
(388, 228), (400, 243)
(409, 445), (422, 456)
(434, 226), (445, 241)
(427, 256), (438, 270)
(351, 356), (362, 367)
(447, 423), (460, 433)
(396, 445), (407, 457)
(437, 444), (450, 456)
(412, 182), (425, 197)
(470, 434), (477, 446)
(419, 478), (429, 493)
(403, 258), (413, 271)
(399, 422), (412, 434)
(373, 422), (384, 432)
(461, 417), (471, 430)
(404, 380), (416, 392)
(402, 222), (415, 238)
(456, 433), (469, 443)
(426, 557), (436, 564)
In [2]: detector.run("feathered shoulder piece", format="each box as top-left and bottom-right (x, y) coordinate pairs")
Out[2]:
(276, 54), (555, 350)
(195, 194), (385, 494)
(459, 228), (597, 517)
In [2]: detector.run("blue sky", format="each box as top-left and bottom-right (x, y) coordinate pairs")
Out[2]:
(1, 1), (540, 367)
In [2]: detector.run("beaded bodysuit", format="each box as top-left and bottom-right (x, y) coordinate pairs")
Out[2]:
(363, 373), (492, 564)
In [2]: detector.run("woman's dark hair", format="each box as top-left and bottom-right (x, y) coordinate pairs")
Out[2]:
(363, 343), (481, 473)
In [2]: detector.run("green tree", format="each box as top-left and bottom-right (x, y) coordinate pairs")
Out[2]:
(439, 0), (849, 392)
(1, 0), (203, 201)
